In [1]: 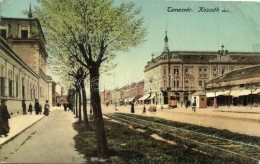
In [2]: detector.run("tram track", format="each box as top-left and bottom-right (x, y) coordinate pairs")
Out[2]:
(104, 113), (260, 163)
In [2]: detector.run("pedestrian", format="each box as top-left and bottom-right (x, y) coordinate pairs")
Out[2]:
(142, 105), (146, 114)
(192, 100), (196, 112)
(185, 100), (188, 108)
(43, 100), (50, 116)
(39, 104), (42, 115)
(0, 99), (11, 137)
(28, 103), (33, 115)
(22, 100), (27, 115)
(131, 102), (135, 113)
(63, 103), (67, 111)
(34, 99), (40, 115)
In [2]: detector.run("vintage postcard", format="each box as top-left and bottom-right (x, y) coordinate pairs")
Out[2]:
(0, 0), (260, 163)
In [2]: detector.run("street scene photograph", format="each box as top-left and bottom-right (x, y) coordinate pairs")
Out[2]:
(0, 0), (260, 163)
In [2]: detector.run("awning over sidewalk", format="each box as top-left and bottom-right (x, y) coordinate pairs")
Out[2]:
(148, 94), (155, 100)
(230, 89), (252, 97)
(252, 88), (260, 94)
(206, 92), (215, 98)
(216, 91), (230, 96)
(129, 97), (135, 102)
(138, 94), (150, 101)
(238, 89), (252, 96)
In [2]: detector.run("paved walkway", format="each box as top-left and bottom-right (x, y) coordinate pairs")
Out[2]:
(0, 107), (58, 146)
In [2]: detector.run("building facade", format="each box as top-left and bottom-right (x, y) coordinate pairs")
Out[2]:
(0, 9), (53, 114)
(100, 80), (144, 106)
(144, 32), (260, 106)
(206, 64), (260, 107)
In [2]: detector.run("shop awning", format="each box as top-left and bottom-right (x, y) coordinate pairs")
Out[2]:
(216, 91), (230, 96)
(230, 90), (241, 97)
(252, 88), (260, 94)
(238, 89), (252, 96)
(138, 94), (150, 101)
(230, 89), (251, 97)
(206, 92), (215, 98)
(148, 94), (155, 100)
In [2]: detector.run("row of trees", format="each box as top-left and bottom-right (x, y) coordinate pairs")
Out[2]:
(35, 0), (146, 159)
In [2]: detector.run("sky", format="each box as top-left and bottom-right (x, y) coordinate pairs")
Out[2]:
(1, 0), (260, 90)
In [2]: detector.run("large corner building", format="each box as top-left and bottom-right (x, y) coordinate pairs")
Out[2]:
(144, 32), (260, 105)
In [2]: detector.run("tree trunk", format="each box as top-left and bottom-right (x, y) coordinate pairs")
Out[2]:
(89, 66), (109, 159)
(75, 90), (78, 118)
(80, 80), (90, 130)
(78, 90), (82, 122)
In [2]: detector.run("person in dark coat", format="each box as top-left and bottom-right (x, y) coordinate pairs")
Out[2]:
(34, 99), (40, 115)
(63, 103), (67, 111)
(43, 100), (50, 116)
(28, 103), (33, 115)
(0, 99), (11, 137)
(130, 102), (135, 113)
(22, 100), (27, 115)
(142, 105), (146, 114)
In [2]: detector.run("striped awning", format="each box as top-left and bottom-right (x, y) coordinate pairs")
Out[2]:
(138, 94), (150, 101)
(148, 94), (155, 100)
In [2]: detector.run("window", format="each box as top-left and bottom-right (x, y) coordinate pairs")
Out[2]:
(0, 77), (4, 96)
(8, 70), (14, 97)
(30, 83), (33, 100)
(21, 30), (28, 38)
(15, 75), (19, 98)
(0, 29), (7, 38)
(20, 25), (29, 39)
(22, 78), (25, 99)
(174, 68), (179, 75)
(199, 80), (203, 87)
(221, 68), (225, 75)
(0, 25), (8, 38)
(163, 66), (167, 75)
(0, 65), (4, 96)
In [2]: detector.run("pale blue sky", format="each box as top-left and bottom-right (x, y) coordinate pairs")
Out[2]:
(1, 0), (260, 90)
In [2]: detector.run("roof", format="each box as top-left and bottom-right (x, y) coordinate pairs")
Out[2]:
(145, 51), (260, 72)
(207, 64), (260, 84)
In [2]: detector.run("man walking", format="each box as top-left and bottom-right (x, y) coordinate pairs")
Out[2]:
(0, 99), (11, 137)
(34, 99), (40, 115)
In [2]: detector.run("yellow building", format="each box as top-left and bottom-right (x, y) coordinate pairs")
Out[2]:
(0, 8), (52, 115)
(144, 32), (260, 106)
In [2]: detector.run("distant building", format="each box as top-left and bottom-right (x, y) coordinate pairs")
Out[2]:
(144, 31), (260, 106)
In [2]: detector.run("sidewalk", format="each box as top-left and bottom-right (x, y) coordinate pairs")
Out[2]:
(0, 107), (58, 146)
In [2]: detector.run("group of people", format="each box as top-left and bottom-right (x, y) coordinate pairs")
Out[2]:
(0, 99), (50, 138)
(22, 99), (50, 116)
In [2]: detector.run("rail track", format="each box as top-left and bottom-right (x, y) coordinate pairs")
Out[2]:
(104, 113), (260, 163)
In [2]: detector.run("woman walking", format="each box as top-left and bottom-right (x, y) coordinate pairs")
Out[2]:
(43, 100), (50, 116)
